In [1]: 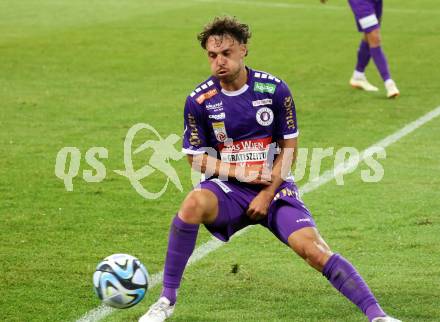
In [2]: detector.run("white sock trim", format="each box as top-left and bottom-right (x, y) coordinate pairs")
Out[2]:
(353, 70), (366, 79)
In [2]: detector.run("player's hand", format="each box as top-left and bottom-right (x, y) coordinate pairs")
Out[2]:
(320, 0), (328, 3)
(246, 190), (274, 220)
(235, 164), (272, 185)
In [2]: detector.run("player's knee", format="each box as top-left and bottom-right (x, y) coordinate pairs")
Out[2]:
(366, 29), (381, 47)
(301, 241), (333, 271)
(179, 193), (204, 224)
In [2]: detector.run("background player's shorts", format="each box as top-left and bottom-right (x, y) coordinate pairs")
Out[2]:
(196, 178), (316, 244)
(348, 0), (383, 33)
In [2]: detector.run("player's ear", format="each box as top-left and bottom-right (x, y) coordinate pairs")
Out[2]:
(239, 44), (248, 58)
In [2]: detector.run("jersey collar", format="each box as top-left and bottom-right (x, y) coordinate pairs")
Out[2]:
(211, 66), (254, 97)
(221, 84), (249, 96)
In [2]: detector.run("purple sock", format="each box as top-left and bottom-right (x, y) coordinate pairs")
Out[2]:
(366, 303), (387, 321)
(161, 287), (178, 305)
(355, 40), (371, 73)
(161, 215), (199, 305)
(370, 46), (391, 81)
(323, 254), (386, 321)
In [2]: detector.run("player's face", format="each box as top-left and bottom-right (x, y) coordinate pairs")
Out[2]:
(206, 34), (247, 83)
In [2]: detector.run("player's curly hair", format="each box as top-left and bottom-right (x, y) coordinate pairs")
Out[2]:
(197, 16), (251, 52)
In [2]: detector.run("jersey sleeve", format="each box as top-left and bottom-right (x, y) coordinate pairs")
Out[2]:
(182, 96), (208, 155)
(272, 81), (299, 140)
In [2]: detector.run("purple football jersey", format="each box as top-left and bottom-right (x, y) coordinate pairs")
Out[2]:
(182, 67), (298, 168)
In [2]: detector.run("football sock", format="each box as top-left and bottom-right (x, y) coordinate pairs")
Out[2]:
(370, 46), (391, 82)
(160, 287), (178, 305)
(366, 303), (387, 321)
(162, 215), (199, 305)
(323, 254), (386, 321)
(353, 70), (366, 80)
(355, 40), (371, 73)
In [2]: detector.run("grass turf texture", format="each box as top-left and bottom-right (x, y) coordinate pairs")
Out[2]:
(1, 0), (439, 321)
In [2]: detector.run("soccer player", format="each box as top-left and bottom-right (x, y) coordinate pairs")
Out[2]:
(321, 0), (400, 98)
(139, 16), (401, 322)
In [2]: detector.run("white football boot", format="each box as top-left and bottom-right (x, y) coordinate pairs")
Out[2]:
(372, 316), (402, 322)
(138, 297), (175, 322)
(350, 73), (379, 92)
(385, 79), (400, 98)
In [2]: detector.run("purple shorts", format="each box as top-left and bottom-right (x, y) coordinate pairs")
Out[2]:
(348, 0), (383, 33)
(195, 179), (316, 244)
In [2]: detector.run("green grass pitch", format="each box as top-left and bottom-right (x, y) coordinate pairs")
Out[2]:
(1, 0), (439, 321)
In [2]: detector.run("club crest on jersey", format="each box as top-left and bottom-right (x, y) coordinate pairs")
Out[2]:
(212, 122), (228, 142)
(252, 98), (273, 107)
(256, 107), (274, 126)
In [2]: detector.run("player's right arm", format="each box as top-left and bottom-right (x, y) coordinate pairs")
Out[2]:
(182, 96), (270, 184)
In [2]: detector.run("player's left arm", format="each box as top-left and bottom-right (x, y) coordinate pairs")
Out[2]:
(265, 137), (298, 194)
(246, 138), (297, 220)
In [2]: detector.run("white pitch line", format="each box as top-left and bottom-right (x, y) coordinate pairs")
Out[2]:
(301, 105), (440, 194)
(76, 105), (440, 322)
(196, 0), (440, 15)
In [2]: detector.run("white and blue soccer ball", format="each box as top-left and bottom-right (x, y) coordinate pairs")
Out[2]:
(93, 253), (149, 309)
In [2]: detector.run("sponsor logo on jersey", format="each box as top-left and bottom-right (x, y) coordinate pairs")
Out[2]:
(256, 107), (274, 126)
(283, 96), (296, 130)
(211, 178), (232, 193)
(218, 137), (272, 165)
(205, 101), (223, 111)
(273, 187), (296, 201)
(358, 14), (379, 30)
(187, 113), (202, 146)
(208, 112), (226, 120)
(252, 98), (273, 107)
(196, 88), (218, 104)
(212, 122), (228, 142)
(253, 82), (276, 94)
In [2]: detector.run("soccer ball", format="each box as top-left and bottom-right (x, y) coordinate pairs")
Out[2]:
(93, 253), (149, 309)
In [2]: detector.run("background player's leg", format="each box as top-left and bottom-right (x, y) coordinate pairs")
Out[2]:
(356, 38), (371, 73)
(287, 226), (387, 321)
(366, 29), (399, 98)
(161, 189), (218, 304)
(366, 29), (390, 81)
(350, 37), (378, 91)
(348, 0), (398, 97)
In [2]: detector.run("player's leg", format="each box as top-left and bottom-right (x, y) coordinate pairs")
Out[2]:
(355, 35), (372, 76)
(139, 188), (218, 322)
(365, 29), (389, 83)
(161, 188), (219, 303)
(348, 0), (379, 91)
(270, 203), (400, 321)
(140, 179), (257, 322)
(365, 29), (399, 98)
(350, 34), (379, 92)
(349, 0), (398, 97)
(287, 226), (388, 321)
